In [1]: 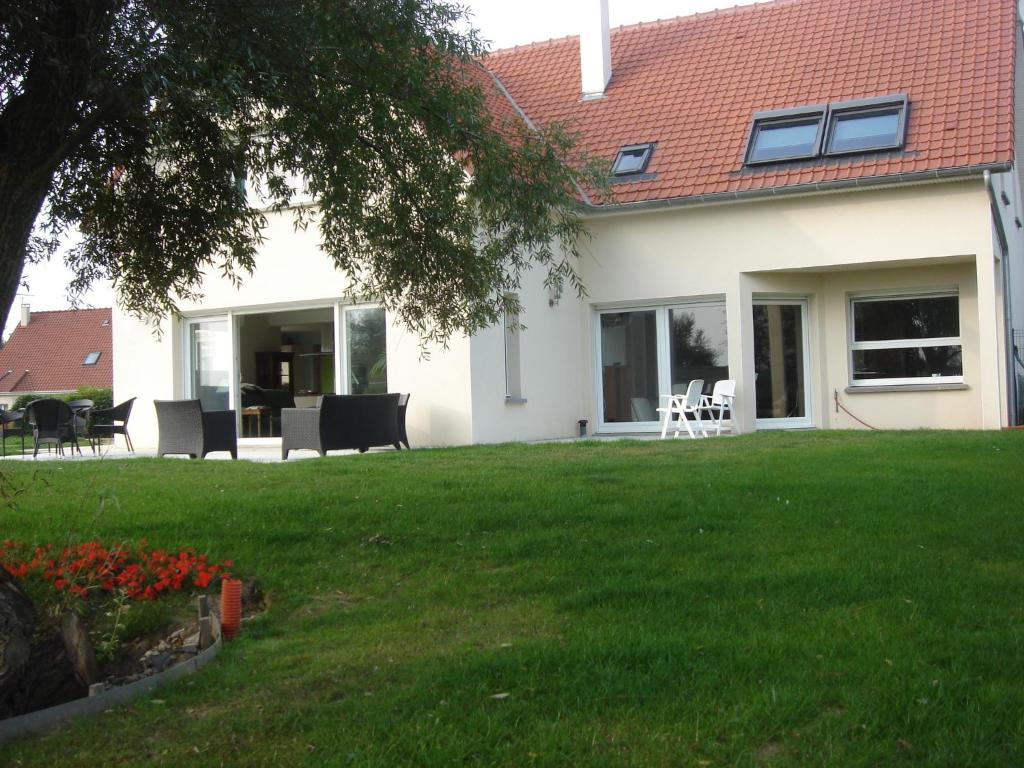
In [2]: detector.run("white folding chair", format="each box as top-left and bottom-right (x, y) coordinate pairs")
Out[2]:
(656, 379), (706, 439)
(699, 379), (736, 436)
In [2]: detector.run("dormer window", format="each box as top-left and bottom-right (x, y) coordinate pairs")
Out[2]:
(824, 95), (908, 155)
(612, 143), (654, 176)
(745, 94), (908, 166)
(83, 352), (101, 366)
(745, 106), (826, 164)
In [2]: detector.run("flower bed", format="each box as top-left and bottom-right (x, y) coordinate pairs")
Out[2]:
(0, 540), (238, 720)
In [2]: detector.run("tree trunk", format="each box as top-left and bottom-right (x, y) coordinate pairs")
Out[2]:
(0, 0), (116, 327)
(0, 569), (36, 713)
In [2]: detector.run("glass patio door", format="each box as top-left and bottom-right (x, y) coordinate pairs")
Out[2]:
(186, 317), (232, 412)
(752, 300), (811, 428)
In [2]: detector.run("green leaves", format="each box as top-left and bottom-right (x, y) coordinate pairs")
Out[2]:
(3, 0), (604, 342)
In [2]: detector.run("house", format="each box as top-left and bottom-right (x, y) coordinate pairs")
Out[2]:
(0, 306), (112, 409)
(114, 0), (1024, 449)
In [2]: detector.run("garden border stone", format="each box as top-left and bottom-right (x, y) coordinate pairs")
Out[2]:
(0, 615), (222, 745)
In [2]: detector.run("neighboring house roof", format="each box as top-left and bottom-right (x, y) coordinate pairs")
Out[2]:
(483, 0), (1016, 207)
(0, 308), (112, 394)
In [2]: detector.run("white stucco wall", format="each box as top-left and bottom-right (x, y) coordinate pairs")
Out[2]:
(113, 176), (1010, 450)
(579, 179), (1002, 432)
(468, 265), (586, 444)
(113, 209), (472, 449)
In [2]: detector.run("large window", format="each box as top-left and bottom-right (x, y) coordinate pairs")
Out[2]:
(346, 307), (387, 394)
(600, 310), (659, 423)
(189, 319), (230, 411)
(598, 302), (728, 428)
(849, 293), (962, 386)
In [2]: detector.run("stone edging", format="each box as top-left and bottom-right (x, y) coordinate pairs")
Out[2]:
(0, 618), (222, 746)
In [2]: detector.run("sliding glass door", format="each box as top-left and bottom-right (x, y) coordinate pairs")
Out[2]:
(752, 300), (811, 428)
(187, 318), (231, 411)
(597, 302), (729, 431)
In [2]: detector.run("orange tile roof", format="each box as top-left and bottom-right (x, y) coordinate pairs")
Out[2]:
(482, 0), (1016, 206)
(0, 309), (112, 394)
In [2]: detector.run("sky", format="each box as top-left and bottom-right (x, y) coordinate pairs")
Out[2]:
(8, 0), (763, 339)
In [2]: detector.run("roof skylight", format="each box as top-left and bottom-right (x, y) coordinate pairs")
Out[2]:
(612, 143), (654, 176)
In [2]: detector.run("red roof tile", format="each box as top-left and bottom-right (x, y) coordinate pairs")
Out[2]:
(0, 309), (112, 393)
(483, 0), (1016, 206)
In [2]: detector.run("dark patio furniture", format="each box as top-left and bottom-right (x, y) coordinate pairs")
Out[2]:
(281, 393), (401, 459)
(240, 383), (295, 437)
(25, 399), (80, 458)
(397, 393), (411, 450)
(1, 409), (26, 457)
(91, 397), (136, 453)
(66, 398), (95, 454)
(155, 399), (237, 459)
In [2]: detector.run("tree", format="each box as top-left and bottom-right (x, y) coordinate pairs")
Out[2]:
(0, 0), (601, 342)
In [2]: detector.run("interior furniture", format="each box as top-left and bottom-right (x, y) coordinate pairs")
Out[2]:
(154, 399), (237, 459)
(241, 406), (271, 437)
(240, 383), (296, 437)
(281, 393), (402, 459)
(254, 351), (294, 392)
(699, 379), (736, 436)
(25, 399), (80, 458)
(90, 398), (136, 453)
(656, 379), (707, 439)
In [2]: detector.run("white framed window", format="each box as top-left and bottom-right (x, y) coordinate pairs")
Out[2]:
(595, 300), (728, 430)
(849, 291), (963, 386)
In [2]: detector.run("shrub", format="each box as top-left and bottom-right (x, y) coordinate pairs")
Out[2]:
(9, 388), (113, 415)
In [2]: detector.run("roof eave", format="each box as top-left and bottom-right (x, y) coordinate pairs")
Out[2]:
(580, 162), (1013, 216)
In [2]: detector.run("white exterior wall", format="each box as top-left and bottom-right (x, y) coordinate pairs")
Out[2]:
(113, 210), (472, 449)
(113, 177), (1010, 449)
(580, 179), (1002, 432)
(468, 265), (586, 443)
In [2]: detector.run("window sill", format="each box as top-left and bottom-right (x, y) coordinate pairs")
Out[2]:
(844, 383), (969, 394)
(505, 397), (528, 405)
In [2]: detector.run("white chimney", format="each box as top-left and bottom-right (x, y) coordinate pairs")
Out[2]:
(581, 0), (612, 100)
(19, 304), (29, 327)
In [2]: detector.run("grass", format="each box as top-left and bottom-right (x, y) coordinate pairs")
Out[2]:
(0, 431), (1022, 767)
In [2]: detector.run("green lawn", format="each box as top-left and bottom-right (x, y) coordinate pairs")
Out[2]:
(1, 431), (1022, 767)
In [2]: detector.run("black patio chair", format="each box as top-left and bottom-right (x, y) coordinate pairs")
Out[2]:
(25, 399), (79, 458)
(281, 393), (401, 459)
(91, 397), (136, 453)
(155, 399), (237, 459)
(1, 409), (26, 457)
(66, 398), (95, 454)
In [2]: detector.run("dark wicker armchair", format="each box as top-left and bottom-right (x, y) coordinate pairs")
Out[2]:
(1, 409), (26, 457)
(281, 393), (401, 459)
(154, 399), (237, 459)
(91, 397), (136, 453)
(25, 398), (80, 458)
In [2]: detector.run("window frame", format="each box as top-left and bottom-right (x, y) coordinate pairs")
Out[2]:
(823, 94), (908, 157)
(82, 351), (101, 366)
(611, 143), (654, 177)
(847, 289), (963, 388)
(743, 105), (828, 165)
(593, 298), (729, 433)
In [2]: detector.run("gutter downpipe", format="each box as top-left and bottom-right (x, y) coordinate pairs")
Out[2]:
(984, 168), (1018, 425)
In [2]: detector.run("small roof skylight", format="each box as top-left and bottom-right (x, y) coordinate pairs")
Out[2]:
(612, 143), (654, 176)
(83, 352), (101, 366)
